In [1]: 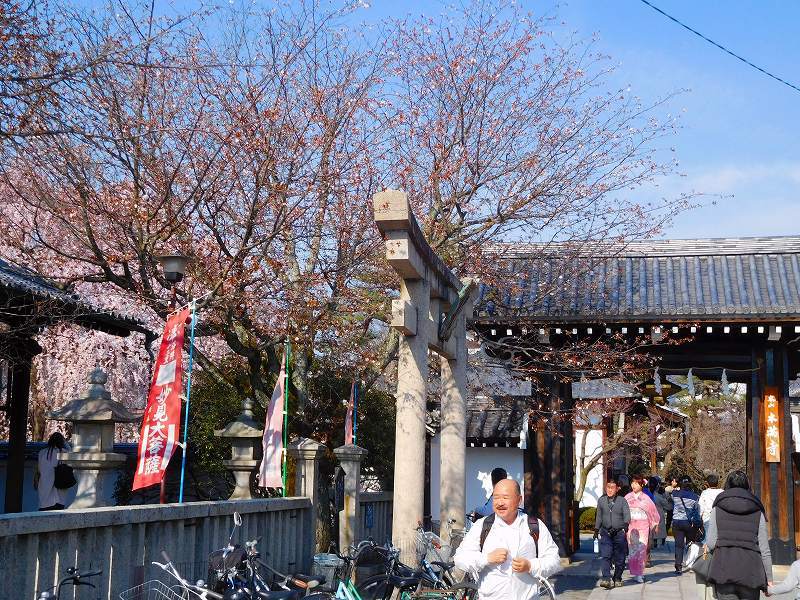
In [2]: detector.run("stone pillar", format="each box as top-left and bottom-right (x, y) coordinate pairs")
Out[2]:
(48, 367), (138, 509)
(287, 437), (324, 503)
(214, 398), (263, 500)
(439, 308), (469, 544)
(392, 277), (431, 562)
(334, 444), (368, 552)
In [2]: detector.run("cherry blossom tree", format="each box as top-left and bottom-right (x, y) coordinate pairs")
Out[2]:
(0, 0), (695, 454)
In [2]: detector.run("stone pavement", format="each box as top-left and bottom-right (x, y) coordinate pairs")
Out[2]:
(551, 535), (794, 600)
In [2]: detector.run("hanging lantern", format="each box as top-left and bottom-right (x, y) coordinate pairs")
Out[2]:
(721, 369), (730, 396)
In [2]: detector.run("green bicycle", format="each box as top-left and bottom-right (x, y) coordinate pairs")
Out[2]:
(331, 540), (477, 600)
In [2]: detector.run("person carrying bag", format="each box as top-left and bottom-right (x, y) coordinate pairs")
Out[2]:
(35, 432), (73, 510)
(704, 471), (773, 600)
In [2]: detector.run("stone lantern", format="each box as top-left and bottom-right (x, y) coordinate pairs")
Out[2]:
(48, 366), (138, 508)
(214, 398), (263, 500)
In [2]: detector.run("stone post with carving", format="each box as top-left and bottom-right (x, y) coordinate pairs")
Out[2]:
(288, 437), (325, 553)
(333, 444), (368, 551)
(48, 367), (138, 508)
(287, 437), (324, 504)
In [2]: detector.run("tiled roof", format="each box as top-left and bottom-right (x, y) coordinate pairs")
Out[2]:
(476, 236), (800, 322)
(0, 258), (148, 335)
(0, 258), (82, 303)
(466, 398), (527, 441)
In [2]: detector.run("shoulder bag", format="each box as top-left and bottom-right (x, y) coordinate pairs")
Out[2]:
(54, 462), (77, 490)
(688, 545), (712, 582)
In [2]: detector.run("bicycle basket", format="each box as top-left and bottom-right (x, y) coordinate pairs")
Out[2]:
(354, 544), (391, 568)
(415, 530), (453, 564)
(119, 580), (188, 600)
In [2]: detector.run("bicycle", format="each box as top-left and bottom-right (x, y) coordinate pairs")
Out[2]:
(149, 549), (333, 600)
(123, 510), (331, 600)
(37, 566), (102, 600)
(342, 536), (476, 600)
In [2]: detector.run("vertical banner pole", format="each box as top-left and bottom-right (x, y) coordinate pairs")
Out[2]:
(178, 303), (198, 503)
(353, 381), (358, 446)
(282, 338), (291, 497)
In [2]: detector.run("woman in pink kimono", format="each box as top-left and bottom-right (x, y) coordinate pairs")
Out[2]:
(625, 475), (661, 583)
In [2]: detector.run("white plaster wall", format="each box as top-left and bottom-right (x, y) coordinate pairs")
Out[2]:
(574, 428), (605, 508)
(430, 434), (524, 521)
(792, 413), (799, 452)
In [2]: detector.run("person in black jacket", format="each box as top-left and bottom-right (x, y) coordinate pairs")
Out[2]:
(594, 480), (631, 589)
(705, 470), (773, 600)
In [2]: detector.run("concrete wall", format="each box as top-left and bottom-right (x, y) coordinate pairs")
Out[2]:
(574, 428), (605, 507)
(429, 435), (524, 521)
(0, 498), (313, 600)
(358, 491), (393, 544)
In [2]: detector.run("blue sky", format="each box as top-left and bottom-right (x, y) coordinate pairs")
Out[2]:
(359, 0), (800, 240)
(79, 0), (800, 240)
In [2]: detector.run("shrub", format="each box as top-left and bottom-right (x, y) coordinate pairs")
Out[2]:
(578, 506), (597, 531)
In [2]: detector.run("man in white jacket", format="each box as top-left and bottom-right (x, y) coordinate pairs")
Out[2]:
(454, 479), (562, 600)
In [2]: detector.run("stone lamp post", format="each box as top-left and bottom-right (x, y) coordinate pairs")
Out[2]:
(48, 366), (138, 508)
(214, 398), (263, 500)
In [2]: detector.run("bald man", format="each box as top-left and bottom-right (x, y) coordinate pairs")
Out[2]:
(454, 479), (561, 599)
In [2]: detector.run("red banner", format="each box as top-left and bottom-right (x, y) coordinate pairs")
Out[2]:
(133, 308), (191, 490)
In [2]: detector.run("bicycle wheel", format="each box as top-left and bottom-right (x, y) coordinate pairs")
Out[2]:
(355, 574), (391, 600)
(537, 576), (557, 600)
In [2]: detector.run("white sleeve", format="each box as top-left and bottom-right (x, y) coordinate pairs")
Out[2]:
(529, 520), (562, 579)
(698, 491), (711, 520)
(453, 518), (489, 574)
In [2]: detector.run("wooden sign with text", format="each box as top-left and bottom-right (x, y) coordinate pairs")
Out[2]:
(764, 387), (781, 463)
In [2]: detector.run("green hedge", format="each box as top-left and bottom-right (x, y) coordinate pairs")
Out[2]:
(578, 506), (596, 531)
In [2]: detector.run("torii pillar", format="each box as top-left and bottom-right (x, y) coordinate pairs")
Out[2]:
(374, 189), (474, 562)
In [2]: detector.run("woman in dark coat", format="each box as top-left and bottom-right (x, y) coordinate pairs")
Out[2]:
(650, 479), (671, 548)
(705, 470), (773, 600)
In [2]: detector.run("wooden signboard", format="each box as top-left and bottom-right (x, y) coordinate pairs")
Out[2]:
(764, 387), (781, 463)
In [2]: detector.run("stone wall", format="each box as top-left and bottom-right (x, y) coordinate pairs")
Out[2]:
(0, 498), (313, 600)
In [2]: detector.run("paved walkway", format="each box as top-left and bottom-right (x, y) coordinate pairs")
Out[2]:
(552, 536), (794, 600)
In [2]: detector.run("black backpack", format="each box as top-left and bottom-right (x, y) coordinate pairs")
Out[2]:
(479, 513), (540, 556)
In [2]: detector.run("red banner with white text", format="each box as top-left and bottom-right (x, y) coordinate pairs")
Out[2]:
(133, 308), (191, 490)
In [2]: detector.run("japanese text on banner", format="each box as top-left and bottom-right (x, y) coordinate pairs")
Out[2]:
(133, 308), (191, 490)
(764, 388), (781, 463)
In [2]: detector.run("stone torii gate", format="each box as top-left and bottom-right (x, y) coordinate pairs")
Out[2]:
(373, 189), (475, 560)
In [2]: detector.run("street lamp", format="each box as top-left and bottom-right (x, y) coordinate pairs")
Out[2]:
(157, 253), (189, 284)
(157, 253), (189, 308)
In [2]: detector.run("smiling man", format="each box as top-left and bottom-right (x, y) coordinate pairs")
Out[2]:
(454, 479), (562, 599)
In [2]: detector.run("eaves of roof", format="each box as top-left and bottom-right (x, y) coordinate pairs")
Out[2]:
(0, 258), (149, 337)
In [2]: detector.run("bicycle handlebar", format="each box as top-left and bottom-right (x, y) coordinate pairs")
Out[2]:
(153, 552), (224, 600)
(255, 558), (319, 590)
(81, 570), (102, 578)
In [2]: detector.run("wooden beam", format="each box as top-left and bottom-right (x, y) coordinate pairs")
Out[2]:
(3, 337), (40, 513)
